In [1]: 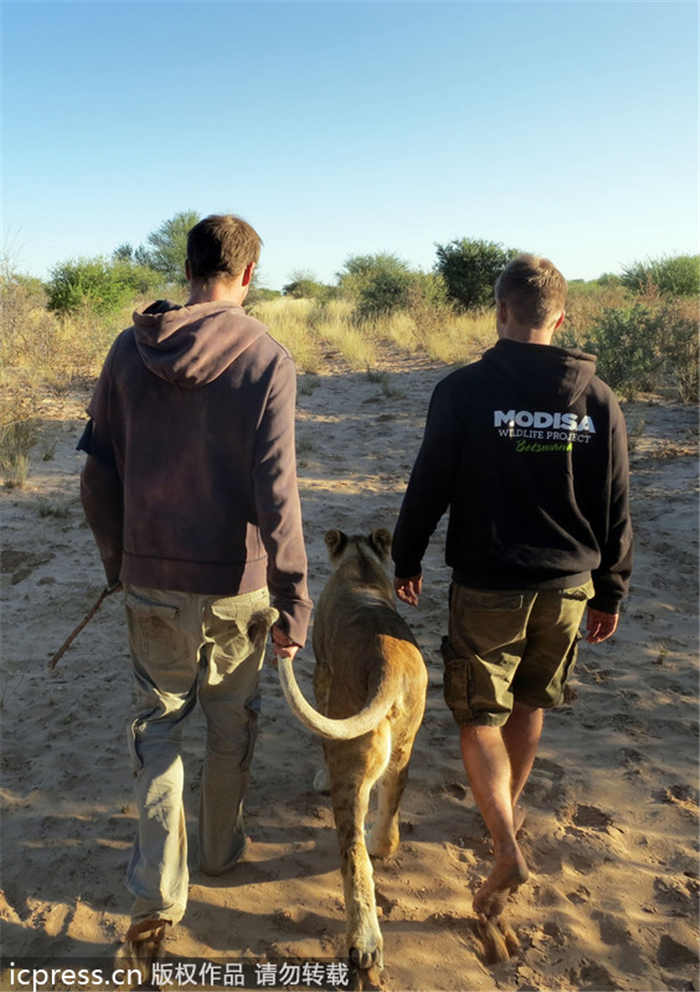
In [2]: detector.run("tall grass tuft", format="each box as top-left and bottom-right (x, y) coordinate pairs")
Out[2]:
(250, 297), (323, 373)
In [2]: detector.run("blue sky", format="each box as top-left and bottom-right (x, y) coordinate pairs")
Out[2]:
(3, 1), (697, 289)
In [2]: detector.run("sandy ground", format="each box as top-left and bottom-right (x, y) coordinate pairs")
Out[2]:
(1, 349), (698, 992)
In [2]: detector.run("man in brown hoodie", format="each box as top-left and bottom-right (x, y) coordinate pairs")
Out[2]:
(79, 215), (311, 974)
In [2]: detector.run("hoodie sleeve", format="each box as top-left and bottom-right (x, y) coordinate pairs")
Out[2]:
(392, 378), (460, 578)
(589, 398), (633, 614)
(252, 355), (312, 645)
(78, 349), (124, 585)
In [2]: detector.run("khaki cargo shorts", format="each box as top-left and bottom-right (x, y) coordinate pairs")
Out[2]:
(442, 579), (595, 727)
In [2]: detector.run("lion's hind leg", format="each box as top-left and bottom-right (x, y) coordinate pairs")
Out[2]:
(368, 672), (425, 860)
(327, 723), (391, 972)
(367, 743), (410, 859)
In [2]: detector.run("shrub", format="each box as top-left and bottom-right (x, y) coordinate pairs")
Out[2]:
(434, 238), (517, 311)
(621, 255), (700, 297)
(576, 304), (664, 399)
(282, 278), (334, 301)
(46, 256), (163, 317)
(337, 253), (413, 321)
(246, 286), (281, 306)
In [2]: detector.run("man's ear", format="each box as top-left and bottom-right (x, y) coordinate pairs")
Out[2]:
(368, 528), (392, 561)
(325, 529), (347, 559)
(241, 261), (255, 288)
(554, 309), (565, 331)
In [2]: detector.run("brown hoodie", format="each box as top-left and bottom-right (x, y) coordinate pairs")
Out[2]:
(79, 300), (312, 645)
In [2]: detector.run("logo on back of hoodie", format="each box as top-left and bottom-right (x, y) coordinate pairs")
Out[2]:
(493, 409), (596, 453)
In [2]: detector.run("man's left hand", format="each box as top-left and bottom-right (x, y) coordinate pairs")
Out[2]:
(585, 608), (619, 644)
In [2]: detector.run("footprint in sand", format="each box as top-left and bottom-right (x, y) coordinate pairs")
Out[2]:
(657, 934), (699, 969)
(565, 884), (591, 905)
(571, 804), (614, 831)
(591, 909), (632, 946)
(570, 960), (618, 991)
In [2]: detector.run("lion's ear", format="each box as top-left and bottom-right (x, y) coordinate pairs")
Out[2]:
(368, 528), (392, 561)
(325, 529), (348, 559)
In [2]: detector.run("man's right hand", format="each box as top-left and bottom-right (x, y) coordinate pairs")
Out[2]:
(585, 608), (619, 644)
(270, 625), (301, 663)
(394, 574), (423, 607)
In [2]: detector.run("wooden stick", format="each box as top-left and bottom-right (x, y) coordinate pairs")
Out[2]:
(48, 584), (121, 670)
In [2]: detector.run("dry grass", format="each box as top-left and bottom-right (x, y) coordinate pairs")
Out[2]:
(0, 392), (38, 488)
(251, 297), (323, 373)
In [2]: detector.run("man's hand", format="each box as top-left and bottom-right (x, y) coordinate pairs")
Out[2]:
(270, 624), (301, 664)
(394, 574), (423, 607)
(585, 608), (619, 644)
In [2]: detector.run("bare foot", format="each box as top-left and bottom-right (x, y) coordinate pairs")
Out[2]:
(473, 843), (529, 918)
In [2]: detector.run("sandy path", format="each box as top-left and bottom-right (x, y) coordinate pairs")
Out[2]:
(1, 359), (697, 991)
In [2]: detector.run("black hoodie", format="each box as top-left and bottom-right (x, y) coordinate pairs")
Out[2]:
(392, 338), (633, 614)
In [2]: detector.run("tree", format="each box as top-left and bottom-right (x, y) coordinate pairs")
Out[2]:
(143, 210), (200, 286)
(434, 238), (517, 311)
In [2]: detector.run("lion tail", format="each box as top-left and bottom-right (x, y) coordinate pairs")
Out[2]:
(277, 657), (394, 740)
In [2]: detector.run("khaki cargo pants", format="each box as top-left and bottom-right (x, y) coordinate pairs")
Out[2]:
(442, 579), (594, 728)
(124, 584), (277, 925)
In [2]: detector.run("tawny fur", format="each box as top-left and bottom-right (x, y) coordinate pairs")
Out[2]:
(282, 528), (427, 983)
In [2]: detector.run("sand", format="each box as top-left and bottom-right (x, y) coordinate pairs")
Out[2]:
(1, 351), (698, 992)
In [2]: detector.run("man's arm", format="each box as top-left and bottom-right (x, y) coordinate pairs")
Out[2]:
(587, 400), (633, 641)
(78, 351), (124, 586)
(252, 356), (312, 652)
(80, 448), (123, 585)
(392, 380), (460, 604)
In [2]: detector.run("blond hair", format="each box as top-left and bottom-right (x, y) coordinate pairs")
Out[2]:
(495, 254), (567, 328)
(187, 214), (262, 281)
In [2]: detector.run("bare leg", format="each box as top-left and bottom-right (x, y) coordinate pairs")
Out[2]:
(502, 702), (544, 829)
(460, 725), (529, 918)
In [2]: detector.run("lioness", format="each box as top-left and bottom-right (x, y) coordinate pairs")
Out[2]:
(278, 528), (427, 987)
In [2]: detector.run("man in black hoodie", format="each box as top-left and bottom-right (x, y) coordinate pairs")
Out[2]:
(392, 254), (632, 920)
(80, 215), (311, 974)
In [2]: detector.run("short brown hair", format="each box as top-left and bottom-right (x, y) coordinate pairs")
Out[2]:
(495, 254), (567, 328)
(187, 214), (262, 281)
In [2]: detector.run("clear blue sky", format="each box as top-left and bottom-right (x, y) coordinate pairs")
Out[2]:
(2, 1), (697, 289)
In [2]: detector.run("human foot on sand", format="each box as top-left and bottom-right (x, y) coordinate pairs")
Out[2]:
(473, 843), (529, 918)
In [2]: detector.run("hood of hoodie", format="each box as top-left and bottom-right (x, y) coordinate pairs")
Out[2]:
(132, 299), (267, 388)
(481, 338), (597, 408)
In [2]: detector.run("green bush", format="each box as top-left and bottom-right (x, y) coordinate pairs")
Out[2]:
(621, 255), (700, 296)
(282, 278), (335, 301)
(46, 257), (164, 317)
(434, 238), (517, 311)
(582, 304), (665, 398)
(567, 298), (697, 402)
(337, 253), (414, 321)
(246, 286), (282, 307)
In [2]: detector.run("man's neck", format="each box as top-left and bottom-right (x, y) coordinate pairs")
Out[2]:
(499, 325), (554, 345)
(186, 278), (246, 307)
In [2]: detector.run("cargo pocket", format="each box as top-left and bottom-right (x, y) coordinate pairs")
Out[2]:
(125, 591), (181, 670)
(207, 596), (276, 685)
(548, 631), (583, 708)
(441, 636), (473, 725)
